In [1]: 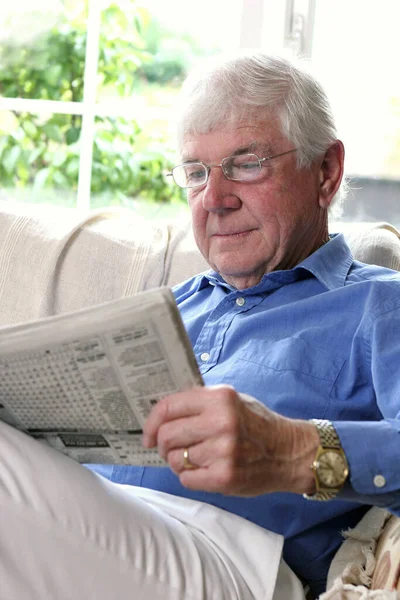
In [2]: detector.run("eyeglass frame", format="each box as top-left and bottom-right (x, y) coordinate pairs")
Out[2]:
(166, 148), (298, 189)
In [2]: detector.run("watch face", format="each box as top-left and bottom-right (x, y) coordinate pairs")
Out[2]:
(316, 450), (348, 488)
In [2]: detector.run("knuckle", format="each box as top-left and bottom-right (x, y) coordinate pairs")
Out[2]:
(157, 425), (173, 450)
(156, 396), (171, 420)
(217, 385), (238, 404)
(217, 463), (238, 489)
(220, 434), (239, 458)
(212, 388), (241, 427)
(219, 409), (241, 435)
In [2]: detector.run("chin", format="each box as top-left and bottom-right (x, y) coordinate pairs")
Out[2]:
(212, 252), (265, 276)
(216, 265), (266, 286)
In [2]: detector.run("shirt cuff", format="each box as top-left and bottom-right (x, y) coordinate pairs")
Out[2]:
(333, 419), (400, 509)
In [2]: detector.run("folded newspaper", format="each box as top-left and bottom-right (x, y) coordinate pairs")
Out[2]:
(0, 288), (203, 466)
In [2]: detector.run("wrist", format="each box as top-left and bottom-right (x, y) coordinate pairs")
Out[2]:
(284, 419), (320, 495)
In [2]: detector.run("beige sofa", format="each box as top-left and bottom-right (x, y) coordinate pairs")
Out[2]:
(1, 200), (400, 599)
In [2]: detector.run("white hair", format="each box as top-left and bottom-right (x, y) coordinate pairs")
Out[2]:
(176, 52), (347, 218)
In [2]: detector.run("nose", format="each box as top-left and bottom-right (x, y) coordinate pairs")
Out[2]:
(200, 166), (242, 213)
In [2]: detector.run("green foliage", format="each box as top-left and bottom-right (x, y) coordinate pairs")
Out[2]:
(91, 117), (182, 203)
(0, 21), (86, 102)
(0, 1), (190, 206)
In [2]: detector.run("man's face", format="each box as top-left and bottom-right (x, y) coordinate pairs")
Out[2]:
(183, 117), (333, 289)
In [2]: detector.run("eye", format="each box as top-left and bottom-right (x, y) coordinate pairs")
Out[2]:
(239, 160), (260, 171)
(225, 154), (261, 180)
(188, 169), (205, 181)
(231, 154), (260, 171)
(184, 164), (206, 182)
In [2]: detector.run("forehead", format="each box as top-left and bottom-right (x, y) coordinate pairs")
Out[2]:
(181, 118), (286, 162)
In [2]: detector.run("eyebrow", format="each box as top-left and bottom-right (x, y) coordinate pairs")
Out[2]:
(181, 141), (273, 163)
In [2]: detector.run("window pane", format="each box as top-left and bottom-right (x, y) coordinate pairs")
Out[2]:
(93, 0), (242, 212)
(0, 110), (79, 207)
(312, 0), (400, 227)
(0, 1), (87, 102)
(90, 116), (185, 213)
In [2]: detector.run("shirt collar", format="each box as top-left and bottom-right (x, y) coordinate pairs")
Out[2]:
(294, 232), (353, 290)
(197, 232), (353, 293)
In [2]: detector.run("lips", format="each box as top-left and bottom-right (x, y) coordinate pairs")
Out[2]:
(212, 229), (255, 237)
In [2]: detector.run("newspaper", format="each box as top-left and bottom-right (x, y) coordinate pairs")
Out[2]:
(0, 287), (203, 466)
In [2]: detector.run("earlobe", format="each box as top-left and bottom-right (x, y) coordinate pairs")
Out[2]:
(319, 186), (331, 210)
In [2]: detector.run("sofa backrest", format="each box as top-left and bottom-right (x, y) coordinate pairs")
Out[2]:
(0, 201), (399, 326)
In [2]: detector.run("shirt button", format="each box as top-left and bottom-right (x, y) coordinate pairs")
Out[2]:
(200, 352), (210, 362)
(373, 475), (386, 488)
(236, 297), (245, 306)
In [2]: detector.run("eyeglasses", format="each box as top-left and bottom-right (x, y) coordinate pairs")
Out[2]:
(167, 148), (298, 189)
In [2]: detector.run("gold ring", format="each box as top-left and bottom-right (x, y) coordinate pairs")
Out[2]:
(183, 447), (196, 470)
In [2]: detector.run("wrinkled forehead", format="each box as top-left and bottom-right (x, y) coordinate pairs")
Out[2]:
(177, 102), (285, 149)
(180, 116), (287, 163)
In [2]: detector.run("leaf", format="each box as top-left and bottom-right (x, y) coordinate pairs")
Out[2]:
(52, 149), (67, 167)
(42, 123), (63, 143)
(33, 167), (50, 190)
(22, 120), (38, 138)
(53, 170), (68, 187)
(28, 145), (45, 165)
(66, 127), (81, 145)
(2, 145), (21, 174)
(0, 137), (9, 158)
(65, 158), (80, 178)
(44, 64), (62, 87)
(16, 160), (30, 183)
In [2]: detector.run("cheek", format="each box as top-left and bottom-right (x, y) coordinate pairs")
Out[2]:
(187, 190), (200, 213)
(188, 193), (205, 224)
(188, 197), (208, 245)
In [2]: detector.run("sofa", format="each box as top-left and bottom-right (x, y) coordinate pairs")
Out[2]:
(0, 200), (400, 599)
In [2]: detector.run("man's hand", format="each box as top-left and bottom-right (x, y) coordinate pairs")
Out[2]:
(143, 385), (319, 497)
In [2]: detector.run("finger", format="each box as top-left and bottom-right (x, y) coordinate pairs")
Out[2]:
(143, 384), (237, 447)
(143, 387), (204, 447)
(167, 441), (210, 473)
(156, 415), (213, 459)
(167, 433), (245, 474)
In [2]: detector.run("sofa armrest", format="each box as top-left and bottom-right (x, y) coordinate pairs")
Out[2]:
(321, 508), (400, 599)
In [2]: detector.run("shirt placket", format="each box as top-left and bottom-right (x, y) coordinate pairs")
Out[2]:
(193, 292), (260, 375)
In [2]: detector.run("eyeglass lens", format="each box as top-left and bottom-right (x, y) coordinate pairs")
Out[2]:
(173, 154), (262, 188)
(222, 154), (261, 180)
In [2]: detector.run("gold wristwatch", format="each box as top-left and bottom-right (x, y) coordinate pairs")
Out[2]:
(303, 419), (349, 501)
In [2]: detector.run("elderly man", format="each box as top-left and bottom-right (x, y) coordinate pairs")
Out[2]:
(2, 53), (400, 600)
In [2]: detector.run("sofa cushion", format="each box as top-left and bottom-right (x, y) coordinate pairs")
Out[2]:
(0, 202), (207, 325)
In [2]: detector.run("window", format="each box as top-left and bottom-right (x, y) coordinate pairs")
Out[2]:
(0, 0), (243, 215)
(1, 0), (399, 227)
(311, 0), (400, 227)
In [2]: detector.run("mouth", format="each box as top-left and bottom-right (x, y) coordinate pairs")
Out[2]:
(212, 229), (255, 238)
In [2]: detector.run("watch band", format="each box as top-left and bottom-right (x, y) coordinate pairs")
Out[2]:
(303, 419), (347, 502)
(311, 419), (342, 449)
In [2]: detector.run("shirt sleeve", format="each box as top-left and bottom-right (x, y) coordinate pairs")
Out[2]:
(334, 298), (400, 514)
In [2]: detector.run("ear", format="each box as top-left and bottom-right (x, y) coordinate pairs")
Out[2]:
(318, 140), (345, 209)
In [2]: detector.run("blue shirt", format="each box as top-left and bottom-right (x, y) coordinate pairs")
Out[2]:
(87, 233), (400, 597)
